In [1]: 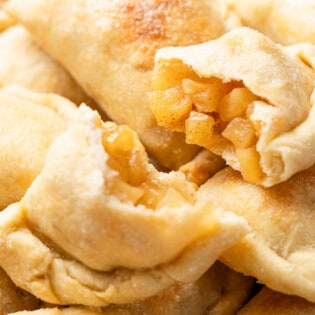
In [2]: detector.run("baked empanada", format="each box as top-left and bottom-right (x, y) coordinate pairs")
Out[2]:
(228, 0), (315, 45)
(197, 165), (315, 302)
(0, 85), (76, 210)
(0, 105), (249, 306)
(150, 27), (315, 186)
(237, 287), (315, 315)
(4, 0), (240, 169)
(0, 25), (93, 105)
(8, 263), (254, 315)
(0, 267), (41, 315)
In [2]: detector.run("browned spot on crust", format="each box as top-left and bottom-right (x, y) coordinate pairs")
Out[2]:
(112, 0), (225, 69)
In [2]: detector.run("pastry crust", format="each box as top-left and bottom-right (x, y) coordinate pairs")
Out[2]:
(0, 25), (93, 105)
(228, 0), (315, 45)
(0, 267), (40, 315)
(0, 86), (77, 210)
(198, 165), (315, 303)
(8, 263), (254, 315)
(237, 287), (315, 315)
(4, 0), (240, 169)
(0, 105), (249, 305)
(150, 27), (315, 186)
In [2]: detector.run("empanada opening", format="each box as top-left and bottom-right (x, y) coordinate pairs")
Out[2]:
(150, 59), (271, 183)
(100, 119), (196, 209)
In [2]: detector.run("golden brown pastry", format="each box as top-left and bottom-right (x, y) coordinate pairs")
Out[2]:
(0, 105), (249, 306)
(0, 25), (94, 105)
(150, 27), (315, 186)
(237, 287), (315, 315)
(228, 0), (315, 45)
(4, 0), (241, 170)
(0, 267), (41, 315)
(197, 165), (315, 303)
(8, 263), (254, 315)
(0, 8), (14, 31)
(0, 85), (77, 210)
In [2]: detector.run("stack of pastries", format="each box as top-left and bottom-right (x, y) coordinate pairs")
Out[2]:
(0, 0), (314, 314)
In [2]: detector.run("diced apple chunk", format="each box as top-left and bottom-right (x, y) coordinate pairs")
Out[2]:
(182, 77), (225, 112)
(218, 87), (259, 121)
(222, 117), (257, 149)
(150, 86), (192, 132)
(151, 61), (197, 90)
(185, 111), (215, 149)
(236, 146), (264, 184)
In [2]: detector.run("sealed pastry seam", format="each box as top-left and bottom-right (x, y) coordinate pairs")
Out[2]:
(0, 105), (249, 305)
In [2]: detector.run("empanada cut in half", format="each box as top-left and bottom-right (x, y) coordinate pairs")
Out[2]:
(7, 262), (254, 315)
(0, 267), (41, 315)
(0, 85), (77, 210)
(4, 0), (240, 170)
(198, 165), (315, 303)
(0, 105), (249, 306)
(228, 0), (315, 45)
(150, 27), (315, 186)
(237, 287), (315, 315)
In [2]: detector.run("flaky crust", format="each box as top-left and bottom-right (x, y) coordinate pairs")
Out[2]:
(4, 0), (240, 169)
(0, 25), (93, 105)
(0, 267), (40, 315)
(0, 86), (77, 210)
(237, 287), (315, 315)
(152, 27), (315, 186)
(198, 165), (315, 303)
(8, 263), (254, 315)
(228, 0), (315, 45)
(0, 105), (249, 306)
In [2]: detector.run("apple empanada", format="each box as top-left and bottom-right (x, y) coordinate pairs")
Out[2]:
(0, 105), (249, 306)
(0, 267), (41, 315)
(0, 85), (77, 210)
(0, 25), (94, 106)
(228, 0), (315, 45)
(237, 287), (315, 315)
(8, 263), (254, 315)
(150, 27), (315, 186)
(197, 165), (315, 302)
(4, 0), (241, 170)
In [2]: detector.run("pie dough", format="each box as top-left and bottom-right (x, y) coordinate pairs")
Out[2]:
(0, 105), (249, 306)
(0, 267), (40, 315)
(237, 287), (315, 315)
(228, 0), (315, 45)
(0, 85), (77, 210)
(4, 0), (241, 170)
(7, 263), (254, 315)
(0, 25), (93, 105)
(150, 27), (315, 186)
(198, 165), (315, 302)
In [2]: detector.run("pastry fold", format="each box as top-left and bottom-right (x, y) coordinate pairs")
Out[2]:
(198, 165), (315, 303)
(228, 0), (315, 45)
(0, 25), (93, 105)
(7, 263), (254, 315)
(0, 105), (249, 306)
(4, 0), (240, 169)
(0, 267), (40, 315)
(150, 27), (315, 186)
(0, 85), (77, 210)
(237, 287), (315, 315)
